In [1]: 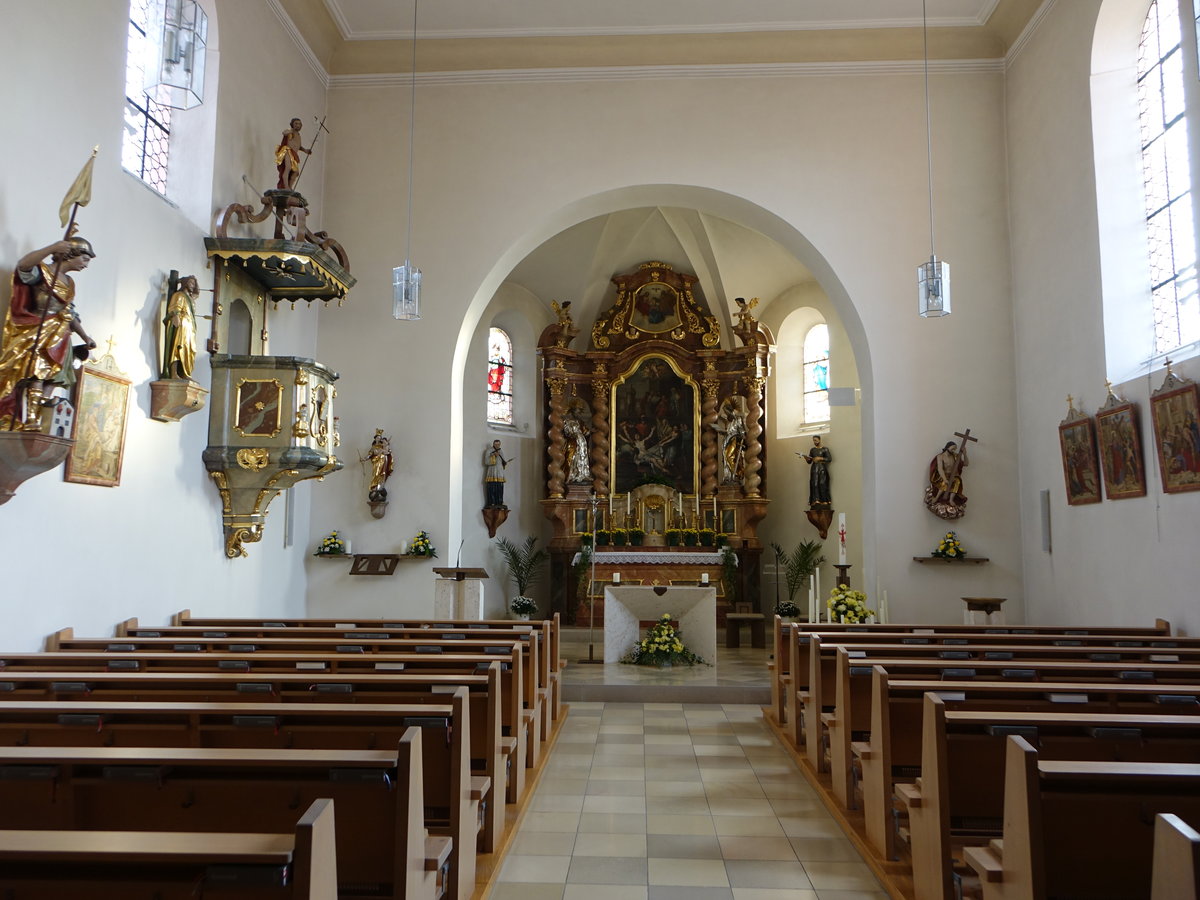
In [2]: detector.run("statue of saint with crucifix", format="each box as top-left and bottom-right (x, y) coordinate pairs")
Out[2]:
(924, 429), (977, 519)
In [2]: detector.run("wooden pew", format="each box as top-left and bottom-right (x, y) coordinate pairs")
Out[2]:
(855, 667), (1200, 864)
(0, 694), (476, 900)
(963, 736), (1200, 900)
(45, 629), (546, 769)
(773, 618), (1174, 726)
(906, 695), (1200, 900)
(0, 665), (505, 853)
(794, 635), (1200, 770)
(1153, 813), (1200, 900)
(0, 734), (444, 900)
(821, 647), (1200, 808)
(165, 611), (568, 722)
(0, 797), (337, 900)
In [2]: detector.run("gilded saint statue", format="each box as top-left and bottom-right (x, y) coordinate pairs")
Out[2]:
(275, 117), (312, 191)
(366, 429), (394, 502)
(713, 394), (748, 485)
(0, 237), (97, 431)
(563, 399), (591, 484)
(161, 274), (199, 380)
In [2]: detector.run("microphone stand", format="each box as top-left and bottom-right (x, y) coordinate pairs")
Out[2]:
(579, 491), (603, 664)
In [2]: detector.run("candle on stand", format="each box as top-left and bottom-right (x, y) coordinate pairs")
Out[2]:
(808, 574), (816, 623)
(712, 496), (717, 523)
(694, 493), (699, 518)
(626, 493), (630, 515)
(815, 568), (822, 622)
(701, 573), (709, 585)
(613, 572), (621, 584)
(838, 513), (847, 565)
(609, 495), (613, 517)
(881, 590), (889, 624)
(677, 493), (683, 517)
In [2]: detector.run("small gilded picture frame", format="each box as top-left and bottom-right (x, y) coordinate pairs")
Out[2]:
(1149, 367), (1200, 494)
(1095, 389), (1147, 500)
(65, 356), (131, 488)
(1057, 400), (1102, 506)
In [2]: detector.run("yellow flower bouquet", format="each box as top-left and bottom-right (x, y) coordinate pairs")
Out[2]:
(622, 613), (706, 667)
(827, 586), (873, 624)
(314, 530), (347, 556)
(931, 531), (966, 559)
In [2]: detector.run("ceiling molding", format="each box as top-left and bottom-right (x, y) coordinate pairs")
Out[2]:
(1004, 0), (1057, 68)
(268, 0), (331, 87)
(328, 58), (1005, 90)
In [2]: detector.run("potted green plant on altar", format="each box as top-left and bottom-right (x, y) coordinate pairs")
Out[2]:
(771, 540), (825, 620)
(621, 614), (706, 667)
(495, 535), (548, 620)
(682, 528), (699, 547)
(611, 528), (628, 547)
(715, 532), (731, 548)
(827, 585), (873, 623)
(698, 528), (716, 547)
(666, 529), (683, 547)
(595, 529), (611, 546)
(628, 527), (646, 546)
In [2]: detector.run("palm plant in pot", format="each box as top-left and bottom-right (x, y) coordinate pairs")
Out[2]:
(496, 535), (549, 620)
(770, 539), (826, 621)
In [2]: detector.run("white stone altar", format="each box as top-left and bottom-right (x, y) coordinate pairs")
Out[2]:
(603, 585), (717, 665)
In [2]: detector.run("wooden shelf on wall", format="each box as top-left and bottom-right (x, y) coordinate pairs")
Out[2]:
(912, 556), (989, 565)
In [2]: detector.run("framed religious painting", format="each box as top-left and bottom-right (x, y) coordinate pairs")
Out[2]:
(65, 354), (131, 487)
(611, 354), (697, 495)
(1149, 368), (1200, 494)
(1057, 402), (1102, 505)
(1095, 390), (1147, 500)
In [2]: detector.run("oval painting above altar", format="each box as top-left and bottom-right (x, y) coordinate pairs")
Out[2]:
(630, 282), (681, 334)
(613, 355), (696, 494)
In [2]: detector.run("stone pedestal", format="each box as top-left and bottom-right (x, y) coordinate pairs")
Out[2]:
(434, 575), (485, 620)
(603, 586), (717, 665)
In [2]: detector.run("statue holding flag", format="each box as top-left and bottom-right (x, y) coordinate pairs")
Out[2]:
(0, 148), (98, 432)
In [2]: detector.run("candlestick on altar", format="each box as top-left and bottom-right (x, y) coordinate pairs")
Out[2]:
(815, 568), (822, 622)
(808, 574), (816, 623)
(838, 513), (847, 565)
(694, 493), (699, 518)
(626, 493), (630, 515)
(701, 573), (709, 585)
(609, 495), (613, 517)
(613, 572), (621, 584)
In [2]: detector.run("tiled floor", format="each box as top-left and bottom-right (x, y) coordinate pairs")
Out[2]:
(486, 701), (888, 900)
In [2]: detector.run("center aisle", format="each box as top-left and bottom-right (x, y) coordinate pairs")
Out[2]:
(485, 702), (887, 900)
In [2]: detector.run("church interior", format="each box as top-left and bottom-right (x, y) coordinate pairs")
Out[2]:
(2, 1), (1200, 898)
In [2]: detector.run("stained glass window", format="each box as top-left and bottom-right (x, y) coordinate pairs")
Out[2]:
(487, 327), (513, 425)
(123, 0), (173, 195)
(1138, 0), (1200, 357)
(802, 324), (830, 426)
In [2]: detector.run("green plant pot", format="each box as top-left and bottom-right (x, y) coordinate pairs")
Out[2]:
(683, 535), (698, 547)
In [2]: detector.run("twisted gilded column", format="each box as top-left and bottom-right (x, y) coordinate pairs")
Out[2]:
(590, 364), (610, 496)
(743, 377), (765, 499)
(545, 372), (567, 499)
(700, 379), (719, 496)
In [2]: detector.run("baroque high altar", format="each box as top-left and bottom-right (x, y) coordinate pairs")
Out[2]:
(537, 261), (773, 624)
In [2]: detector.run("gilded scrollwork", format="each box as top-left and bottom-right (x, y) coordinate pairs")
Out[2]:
(236, 448), (270, 471)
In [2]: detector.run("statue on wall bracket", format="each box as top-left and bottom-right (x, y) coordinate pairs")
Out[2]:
(799, 434), (833, 538)
(363, 428), (394, 518)
(0, 148), (100, 503)
(924, 428), (977, 519)
(150, 270), (209, 422)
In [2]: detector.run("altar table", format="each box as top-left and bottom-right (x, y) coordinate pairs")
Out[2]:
(603, 586), (718, 665)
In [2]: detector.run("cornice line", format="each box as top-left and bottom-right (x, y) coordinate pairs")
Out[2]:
(268, 0), (331, 88)
(1004, 0), (1057, 69)
(328, 58), (1005, 89)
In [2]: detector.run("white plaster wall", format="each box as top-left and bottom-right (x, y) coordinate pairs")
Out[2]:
(315, 68), (1022, 624)
(1007, 0), (1200, 634)
(0, 0), (328, 650)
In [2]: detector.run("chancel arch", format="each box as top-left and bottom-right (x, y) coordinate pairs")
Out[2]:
(448, 186), (874, 614)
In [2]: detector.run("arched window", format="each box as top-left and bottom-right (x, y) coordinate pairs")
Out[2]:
(1137, 0), (1199, 357)
(124, 0), (174, 194)
(802, 323), (830, 426)
(487, 327), (514, 425)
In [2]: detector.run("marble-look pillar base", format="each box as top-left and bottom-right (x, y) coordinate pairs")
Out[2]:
(434, 578), (484, 620)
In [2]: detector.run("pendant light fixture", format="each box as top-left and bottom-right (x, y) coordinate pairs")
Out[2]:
(917, 0), (950, 318)
(393, 0), (422, 320)
(146, 0), (208, 110)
